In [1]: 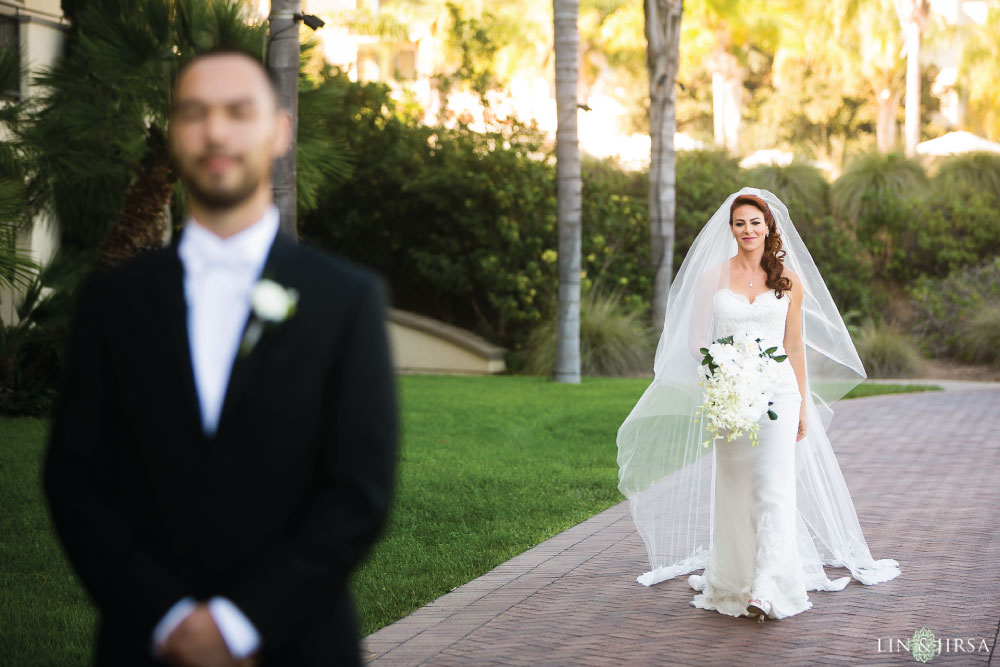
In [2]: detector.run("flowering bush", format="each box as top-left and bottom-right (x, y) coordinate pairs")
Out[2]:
(696, 333), (788, 447)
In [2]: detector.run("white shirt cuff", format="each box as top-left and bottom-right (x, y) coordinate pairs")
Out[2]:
(151, 596), (197, 655)
(208, 596), (262, 658)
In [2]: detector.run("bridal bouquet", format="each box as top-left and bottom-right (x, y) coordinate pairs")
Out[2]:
(695, 333), (788, 447)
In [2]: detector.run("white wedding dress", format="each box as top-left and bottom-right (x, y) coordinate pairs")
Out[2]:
(619, 189), (900, 614)
(686, 288), (850, 619)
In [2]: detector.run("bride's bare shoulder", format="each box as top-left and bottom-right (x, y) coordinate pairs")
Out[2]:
(782, 268), (802, 300)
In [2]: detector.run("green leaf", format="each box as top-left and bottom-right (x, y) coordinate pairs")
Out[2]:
(699, 347), (709, 355)
(765, 346), (778, 354)
(767, 410), (778, 420)
(773, 354), (788, 362)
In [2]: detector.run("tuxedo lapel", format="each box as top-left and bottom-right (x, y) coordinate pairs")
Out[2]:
(215, 228), (300, 438)
(153, 230), (206, 441)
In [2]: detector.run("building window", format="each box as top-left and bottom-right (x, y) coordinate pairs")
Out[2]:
(0, 14), (19, 99)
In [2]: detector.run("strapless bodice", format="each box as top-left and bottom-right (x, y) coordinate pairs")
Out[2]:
(712, 289), (798, 393)
(712, 289), (789, 349)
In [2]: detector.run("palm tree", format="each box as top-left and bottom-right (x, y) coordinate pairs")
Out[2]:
(553, 0), (582, 384)
(645, 0), (682, 327)
(675, 0), (793, 154)
(830, 0), (905, 154)
(959, 4), (1000, 141)
(26, 0), (266, 270)
(895, 0), (929, 157)
(0, 45), (38, 296)
(25, 0), (348, 272)
(269, 0), (300, 238)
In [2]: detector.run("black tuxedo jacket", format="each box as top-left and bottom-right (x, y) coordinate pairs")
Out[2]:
(42, 226), (399, 666)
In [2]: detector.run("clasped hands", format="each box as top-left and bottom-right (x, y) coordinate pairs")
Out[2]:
(156, 604), (260, 667)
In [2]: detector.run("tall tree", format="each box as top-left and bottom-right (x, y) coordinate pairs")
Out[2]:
(0, 46), (37, 294)
(895, 0), (929, 156)
(25, 0), (346, 274)
(645, 0), (682, 327)
(805, 0), (905, 156)
(553, 0), (581, 384)
(959, 3), (1000, 141)
(25, 0), (267, 270)
(678, 0), (784, 154)
(269, 0), (301, 238)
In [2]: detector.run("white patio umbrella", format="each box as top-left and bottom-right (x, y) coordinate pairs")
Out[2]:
(916, 131), (1000, 156)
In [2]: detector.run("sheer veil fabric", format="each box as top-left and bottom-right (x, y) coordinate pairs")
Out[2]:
(616, 187), (900, 590)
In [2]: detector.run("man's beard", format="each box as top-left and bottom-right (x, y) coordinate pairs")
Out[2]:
(180, 158), (264, 211)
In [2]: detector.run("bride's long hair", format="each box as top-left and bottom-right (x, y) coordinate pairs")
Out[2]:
(729, 194), (793, 298)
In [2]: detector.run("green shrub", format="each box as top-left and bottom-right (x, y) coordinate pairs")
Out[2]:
(956, 304), (1000, 365)
(0, 255), (85, 416)
(580, 158), (649, 312)
(830, 152), (928, 223)
(521, 288), (655, 377)
(742, 161), (830, 228)
(800, 216), (876, 316)
(852, 319), (924, 378)
(892, 186), (1000, 279)
(908, 257), (1000, 359)
(300, 70), (558, 350)
(580, 150), (742, 307)
(932, 151), (1000, 197)
(829, 153), (928, 279)
(674, 150), (742, 274)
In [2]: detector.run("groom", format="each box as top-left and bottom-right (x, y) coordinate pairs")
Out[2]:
(42, 50), (398, 666)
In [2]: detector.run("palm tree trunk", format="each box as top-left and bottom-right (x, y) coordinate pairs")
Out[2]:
(896, 0), (928, 157)
(96, 127), (174, 270)
(645, 0), (682, 328)
(876, 86), (902, 154)
(903, 21), (921, 156)
(269, 0), (300, 239)
(711, 49), (742, 154)
(553, 0), (581, 384)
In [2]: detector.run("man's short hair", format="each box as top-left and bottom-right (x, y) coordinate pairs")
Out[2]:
(170, 48), (283, 109)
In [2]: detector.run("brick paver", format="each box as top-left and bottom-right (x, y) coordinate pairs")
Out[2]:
(364, 387), (1000, 665)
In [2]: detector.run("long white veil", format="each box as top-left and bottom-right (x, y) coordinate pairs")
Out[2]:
(617, 187), (900, 589)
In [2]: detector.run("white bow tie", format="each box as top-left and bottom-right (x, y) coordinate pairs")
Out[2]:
(179, 233), (258, 278)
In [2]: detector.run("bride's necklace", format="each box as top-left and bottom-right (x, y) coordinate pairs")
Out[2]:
(735, 266), (764, 288)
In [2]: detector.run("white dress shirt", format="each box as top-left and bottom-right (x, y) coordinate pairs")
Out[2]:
(150, 205), (280, 659)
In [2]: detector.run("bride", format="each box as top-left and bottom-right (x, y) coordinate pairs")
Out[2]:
(616, 188), (900, 622)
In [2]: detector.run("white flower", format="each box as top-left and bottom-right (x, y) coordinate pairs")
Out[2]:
(696, 333), (787, 448)
(251, 279), (299, 322)
(240, 279), (300, 357)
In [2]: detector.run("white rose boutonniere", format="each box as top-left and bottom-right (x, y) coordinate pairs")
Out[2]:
(239, 278), (300, 357)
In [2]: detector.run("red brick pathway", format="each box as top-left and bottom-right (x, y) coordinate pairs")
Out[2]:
(363, 388), (1000, 665)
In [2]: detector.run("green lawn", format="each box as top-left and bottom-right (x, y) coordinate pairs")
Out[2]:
(0, 375), (941, 661)
(842, 381), (941, 399)
(0, 417), (96, 666)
